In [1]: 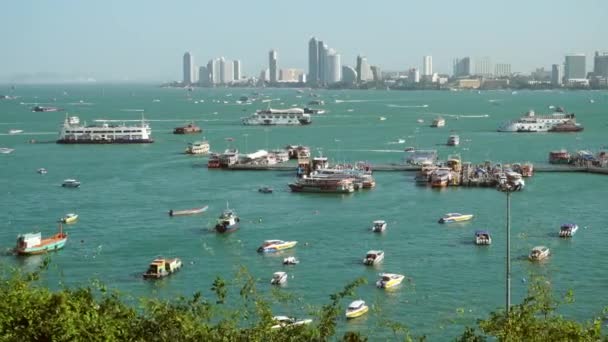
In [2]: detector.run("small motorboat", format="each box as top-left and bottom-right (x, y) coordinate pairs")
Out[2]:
(438, 213), (473, 223)
(214, 207), (240, 233)
(258, 186), (273, 194)
(345, 300), (369, 319)
(270, 316), (313, 330)
(283, 256), (299, 265)
(404, 147), (415, 152)
(270, 271), (288, 285)
(529, 246), (550, 261)
(15, 224), (68, 255)
(559, 223), (579, 238)
(363, 250), (384, 265)
(60, 213), (78, 224)
(8, 129), (23, 134)
(376, 273), (405, 289)
(257, 240), (298, 253)
(475, 230), (492, 245)
(379, 117), (387, 121)
(142, 258), (182, 279)
(168, 205), (208, 217)
(447, 135), (460, 146)
(431, 117), (445, 127)
(0, 147), (15, 154)
(371, 220), (387, 233)
(62, 179), (81, 188)
(37, 168), (48, 174)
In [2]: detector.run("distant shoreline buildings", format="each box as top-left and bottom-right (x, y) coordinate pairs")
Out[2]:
(170, 42), (608, 90)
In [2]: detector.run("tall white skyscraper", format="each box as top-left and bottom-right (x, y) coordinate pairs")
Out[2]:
(422, 56), (433, 76)
(207, 58), (221, 85)
(233, 60), (241, 81)
(551, 64), (562, 86)
(308, 37), (319, 85)
(326, 49), (342, 83)
(183, 52), (193, 85)
(408, 68), (420, 83)
(269, 50), (278, 83)
(220, 58), (233, 84)
(317, 41), (328, 84)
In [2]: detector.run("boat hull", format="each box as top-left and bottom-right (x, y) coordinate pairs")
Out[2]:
(16, 235), (68, 255)
(288, 183), (354, 193)
(57, 138), (154, 144)
(346, 306), (369, 319)
(215, 222), (239, 233)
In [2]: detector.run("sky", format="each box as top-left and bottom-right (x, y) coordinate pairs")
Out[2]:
(1, 0), (607, 83)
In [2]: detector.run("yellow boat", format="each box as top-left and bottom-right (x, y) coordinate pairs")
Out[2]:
(438, 213), (473, 224)
(376, 273), (405, 289)
(60, 213), (78, 224)
(257, 240), (298, 253)
(345, 300), (369, 319)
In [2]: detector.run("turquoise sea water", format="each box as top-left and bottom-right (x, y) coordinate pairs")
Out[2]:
(1, 85), (607, 339)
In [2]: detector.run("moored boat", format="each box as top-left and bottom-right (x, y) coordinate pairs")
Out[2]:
(345, 300), (369, 319)
(371, 220), (387, 233)
(173, 122), (202, 134)
(529, 246), (550, 261)
(559, 223), (578, 238)
(185, 141), (210, 154)
(15, 224), (68, 255)
(430, 167), (453, 187)
(376, 273), (405, 289)
(288, 176), (355, 194)
(207, 153), (221, 168)
(439, 213), (474, 223)
(363, 250), (384, 265)
(168, 205), (208, 217)
(520, 163), (534, 177)
(142, 258), (182, 279)
(62, 179), (81, 188)
(60, 213), (78, 224)
(549, 150), (571, 164)
(214, 206), (240, 233)
(475, 230), (492, 245)
(548, 120), (584, 132)
(270, 271), (288, 285)
(257, 240), (298, 253)
(270, 316), (313, 330)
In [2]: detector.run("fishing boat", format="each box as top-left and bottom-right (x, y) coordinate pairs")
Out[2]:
(60, 213), (78, 224)
(173, 122), (202, 134)
(376, 273), (405, 289)
(37, 168), (47, 174)
(257, 240), (298, 253)
(270, 271), (288, 285)
(529, 246), (550, 261)
(0, 147), (15, 154)
(168, 205), (208, 217)
(270, 316), (313, 330)
(345, 300), (369, 319)
(371, 220), (387, 233)
(185, 141), (210, 154)
(363, 250), (384, 265)
(447, 135), (460, 146)
(283, 256), (299, 265)
(438, 213), (474, 223)
(559, 223), (579, 238)
(15, 224), (68, 255)
(474, 230), (492, 245)
(62, 179), (81, 188)
(549, 150), (571, 164)
(142, 258), (182, 279)
(431, 117), (445, 127)
(214, 206), (240, 233)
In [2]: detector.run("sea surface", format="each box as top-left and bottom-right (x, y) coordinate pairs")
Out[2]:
(1, 85), (607, 339)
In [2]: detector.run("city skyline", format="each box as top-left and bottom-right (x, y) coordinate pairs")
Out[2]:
(2, 0), (608, 82)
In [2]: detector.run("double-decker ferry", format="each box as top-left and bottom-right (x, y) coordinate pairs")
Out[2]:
(288, 176), (355, 193)
(497, 108), (577, 132)
(242, 108), (312, 126)
(56, 115), (153, 144)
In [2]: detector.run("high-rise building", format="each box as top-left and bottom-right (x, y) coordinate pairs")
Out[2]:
(326, 49), (342, 83)
(408, 68), (420, 83)
(233, 60), (241, 81)
(422, 56), (432, 76)
(453, 57), (471, 77)
(183, 52), (193, 85)
(494, 63), (511, 77)
(198, 66), (209, 86)
(474, 57), (492, 77)
(269, 50), (278, 83)
(207, 59), (221, 85)
(356, 55), (373, 82)
(551, 64), (562, 86)
(371, 66), (382, 81)
(220, 58), (233, 84)
(279, 69), (305, 82)
(317, 41), (328, 84)
(564, 54), (586, 81)
(342, 66), (357, 85)
(593, 51), (608, 78)
(308, 37), (319, 85)
(260, 68), (270, 82)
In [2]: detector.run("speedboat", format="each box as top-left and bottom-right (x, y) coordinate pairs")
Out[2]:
(438, 213), (473, 223)
(376, 273), (405, 289)
(270, 316), (313, 330)
(529, 246), (550, 261)
(270, 271), (288, 285)
(168, 205), (208, 217)
(431, 118), (445, 127)
(474, 230), (492, 245)
(363, 250), (384, 265)
(283, 256), (299, 265)
(0, 148), (15, 154)
(8, 129), (23, 134)
(60, 213), (78, 224)
(559, 223), (578, 238)
(345, 300), (369, 319)
(257, 240), (298, 253)
(258, 186), (273, 193)
(37, 168), (47, 174)
(371, 220), (387, 233)
(214, 207), (240, 233)
(62, 179), (81, 188)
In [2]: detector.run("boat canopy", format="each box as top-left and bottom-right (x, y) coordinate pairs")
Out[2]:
(475, 230), (490, 236)
(348, 300), (366, 309)
(561, 223), (576, 229)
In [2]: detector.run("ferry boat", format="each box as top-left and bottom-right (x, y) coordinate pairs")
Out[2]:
(431, 118), (446, 127)
(56, 115), (153, 144)
(173, 122), (202, 134)
(142, 258), (182, 279)
(415, 162), (437, 184)
(559, 223), (578, 238)
(270, 271), (288, 285)
(345, 300), (369, 319)
(376, 273), (405, 289)
(288, 176), (355, 194)
(549, 120), (584, 132)
(219, 149), (239, 167)
(185, 141), (210, 154)
(214, 207), (240, 233)
(15, 224), (68, 255)
(32, 106), (62, 112)
(270, 316), (313, 330)
(257, 240), (298, 253)
(447, 135), (460, 146)
(62, 179), (81, 188)
(207, 153), (221, 168)
(371, 220), (387, 233)
(439, 213), (474, 223)
(529, 246), (550, 261)
(312, 168), (376, 189)
(283, 256), (299, 265)
(497, 108), (577, 132)
(549, 150), (571, 164)
(60, 213), (78, 224)
(475, 230), (492, 245)
(168, 205), (208, 217)
(363, 250), (384, 265)
(242, 108), (312, 125)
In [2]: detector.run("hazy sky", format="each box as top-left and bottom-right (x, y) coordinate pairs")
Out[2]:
(2, 0), (607, 82)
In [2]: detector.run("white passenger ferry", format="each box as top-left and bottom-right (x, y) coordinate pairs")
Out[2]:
(242, 108), (312, 126)
(497, 108), (576, 132)
(57, 115), (153, 144)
